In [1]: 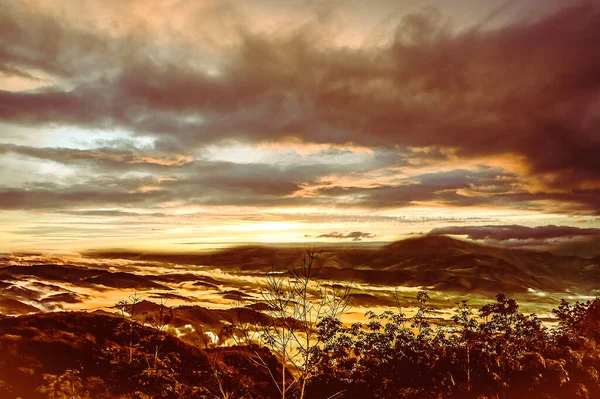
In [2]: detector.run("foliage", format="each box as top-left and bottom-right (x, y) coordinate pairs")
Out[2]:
(37, 368), (94, 399)
(308, 292), (600, 399)
(2, 279), (600, 398)
(231, 249), (353, 399)
(115, 292), (143, 364)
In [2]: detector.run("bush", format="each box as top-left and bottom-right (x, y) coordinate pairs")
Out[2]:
(308, 293), (600, 399)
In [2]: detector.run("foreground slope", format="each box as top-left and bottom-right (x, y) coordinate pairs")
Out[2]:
(0, 311), (280, 398)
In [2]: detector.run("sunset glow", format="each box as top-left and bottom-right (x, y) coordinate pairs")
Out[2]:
(1, 0), (599, 254)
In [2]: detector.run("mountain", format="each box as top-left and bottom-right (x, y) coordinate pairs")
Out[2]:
(1, 235), (599, 317)
(324, 235), (600, 293)
(84, 235), (600, 294)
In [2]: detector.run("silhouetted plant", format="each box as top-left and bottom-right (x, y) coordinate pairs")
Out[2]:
(26, 280), (600, 398)
(450, 300), (478, 391)
(553, 297), (600, 343)
(37, 368), (92, 399)
(143, 298), (174, 371)
(305, 292), (600, 399)
(233, 249), (353, 399)
(115, 292), (142, 364)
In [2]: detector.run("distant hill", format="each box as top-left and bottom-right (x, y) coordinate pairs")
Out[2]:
(1, 235), (599, 317)
(326, 235), (600, 293)
(86, 234), (600, 294)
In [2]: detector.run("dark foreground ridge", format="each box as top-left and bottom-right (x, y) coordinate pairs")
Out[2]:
(0, 310), (281, 399)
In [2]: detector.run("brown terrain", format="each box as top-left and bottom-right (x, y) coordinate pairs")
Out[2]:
(1, 235), (599, 398)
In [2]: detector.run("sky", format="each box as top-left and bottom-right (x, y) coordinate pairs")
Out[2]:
(0, 0), (599, 253)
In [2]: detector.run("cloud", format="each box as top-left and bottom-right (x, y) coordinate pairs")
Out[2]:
(317, 231), (375, 241)
(1, 0), (599, 215)
(0, 143), (193, 167)
(0, 187), (165, 210)
(63, 210), (167, 217)
(0, 156), (362, 210)
(430, 224), (600, 257)
(313, 168), (523, 208)
(430, 225), (600, 241)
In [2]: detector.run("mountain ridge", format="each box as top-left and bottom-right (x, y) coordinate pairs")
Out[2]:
(1, 235), (598, 317)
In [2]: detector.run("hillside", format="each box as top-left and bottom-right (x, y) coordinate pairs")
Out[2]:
(1, 235), (598, 317)
(0, 294), (599, 399)
(0, 311), (280, 398)
(83, 235), (600, 294)
(325, 235), (600, 293)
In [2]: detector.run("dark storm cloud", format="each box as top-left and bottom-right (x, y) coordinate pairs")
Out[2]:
(0, 4), (98, 76)
(0, 158), (353, 209)
(315, 168), (521, 208)
(486, 188), (600, 216)
(0, 143), (192, 167)
(0, 187), (163, 210)
(430, 225), (600, 241)
(430, 224), (600, 256)
(0, 141), (404, 210)
(1, 1), (600, 213)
